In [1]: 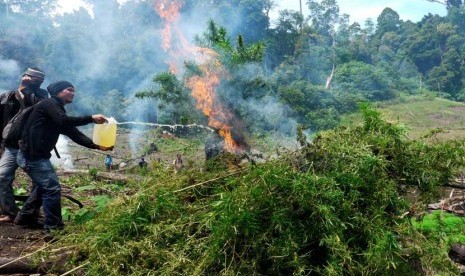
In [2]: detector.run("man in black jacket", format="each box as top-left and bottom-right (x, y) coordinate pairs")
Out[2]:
(0, 67), (48, 223)
(15, 80), (113, 230)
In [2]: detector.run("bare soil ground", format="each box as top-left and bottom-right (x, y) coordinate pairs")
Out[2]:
(0, 223), (45, 259)
(0, 174), (52, 275)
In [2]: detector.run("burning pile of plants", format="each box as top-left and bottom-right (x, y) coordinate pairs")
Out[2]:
(51, 105), (465, 275)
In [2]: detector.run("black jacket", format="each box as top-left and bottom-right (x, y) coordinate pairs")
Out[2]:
(0, 88), (47, 146)
(21, 96), (98, 160)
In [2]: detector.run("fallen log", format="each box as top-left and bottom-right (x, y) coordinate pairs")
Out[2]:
(427, 196), (465, 215)
(56, 169), (133, 183)
(0, 257), (51, 274)
(0, 245), (69, 275)
(449, 244), (465, 270)
(448, 179), (465, 189)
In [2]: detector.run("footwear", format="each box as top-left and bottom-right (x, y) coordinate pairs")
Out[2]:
(18, 221), (44, 229)
(14, 217), (44, 229)
(0, 215), (13, 223)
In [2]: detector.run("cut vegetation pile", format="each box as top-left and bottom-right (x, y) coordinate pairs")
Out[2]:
(53, 105), (465, 275)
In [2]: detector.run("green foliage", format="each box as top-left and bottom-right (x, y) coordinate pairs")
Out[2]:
(64, 194), (112, 225)
(135, 71), (199, 124)
(307, 104), (465, 197)
(266, 9), (303, 69)
(276, 81), (343, 131)
(74, 184), (97, 192)
(53, 106), (463, 275)
(195, 20), (265, 67)
(413, 211), (465, 244)
(194, 20), (232, 51)
(3, 0), (465, 132)
(136, 72), (185, 103)
(375, 8), (400, 37)
(305, 108), (340, 130)
(230, 35), (265, 65)
(88, 168), (98, 180)
(334, 61), (396, 101)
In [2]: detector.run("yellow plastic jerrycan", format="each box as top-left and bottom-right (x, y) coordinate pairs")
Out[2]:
(93, 117), (117, 147)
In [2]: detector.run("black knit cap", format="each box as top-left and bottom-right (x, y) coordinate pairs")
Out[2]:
(23, 67), (45, 80)
(47, 81), (74, 96)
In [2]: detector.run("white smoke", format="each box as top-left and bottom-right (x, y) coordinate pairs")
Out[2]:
(0, 57), (20, 92)
(51, 135), (74, 170)
(0, 57), (20, 75)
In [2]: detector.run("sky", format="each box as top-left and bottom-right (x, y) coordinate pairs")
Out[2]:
(271, 0), (447, 24)
(57, 0), (448, 24)
(56, 0), (88, 12)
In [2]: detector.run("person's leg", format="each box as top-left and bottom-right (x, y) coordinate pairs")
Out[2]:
(42, 174), (63, 230)
(13, 184), (42, 227)
(18, 158), (63, 229)
(0, 147), (19, 221)
(14, 150), (42, 227)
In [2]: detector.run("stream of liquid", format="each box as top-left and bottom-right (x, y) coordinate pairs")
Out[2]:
(116, 121), (214, 132)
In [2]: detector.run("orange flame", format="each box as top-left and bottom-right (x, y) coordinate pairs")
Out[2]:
(154, 0), (181, 51)
(153, 0), (245, 153)
(154, 0), (190, 74)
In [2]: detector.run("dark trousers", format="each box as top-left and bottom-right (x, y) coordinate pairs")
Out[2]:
(17, 152), (63, 229)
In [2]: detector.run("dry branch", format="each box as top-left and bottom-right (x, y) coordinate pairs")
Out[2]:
(427, 196), (465, 215)
(173, 170), (244, 193)
(57, 169), (135, 183)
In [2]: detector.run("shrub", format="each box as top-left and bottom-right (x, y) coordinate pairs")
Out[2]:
(56, 105), (464, 275)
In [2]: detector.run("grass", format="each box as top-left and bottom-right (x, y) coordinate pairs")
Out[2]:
(413, 210), (465, 244)
(341, 95), (465, 140)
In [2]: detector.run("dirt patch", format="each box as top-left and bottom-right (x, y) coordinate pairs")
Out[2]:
(448, 106), (465, 112)
(428, 113), (458, 126)
(0, 222), (46, 258)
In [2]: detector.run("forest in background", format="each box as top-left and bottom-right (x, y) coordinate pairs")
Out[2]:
(2, 1), (465, 274)
(1, 0), (464, 135)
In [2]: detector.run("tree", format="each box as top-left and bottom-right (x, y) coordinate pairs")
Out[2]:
(424, 0), (462, 8)
(307, 0), (340, 40)
(376, 8), (400, 36)
(194, 20), (232, 51)
(136, 72), (197, 124)
(0, 0), (54, 76)
(406, 14), (445, 75)
(343, 22), (372, 63)
(237, 0), (272, 42)
(266, 9), (303, 69)
(447, 6), (465, 32)
(426, 30), (464, 96)
(195, 20), (265, 67)
(190, 0), (272, 43)
(333, 61), (395, 101)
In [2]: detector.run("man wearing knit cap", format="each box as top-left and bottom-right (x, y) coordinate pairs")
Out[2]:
(14, 80), (113, 231)
(0, 67), (48, 223)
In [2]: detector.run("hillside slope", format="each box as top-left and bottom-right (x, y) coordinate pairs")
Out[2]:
(341, 96), (465, 141)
